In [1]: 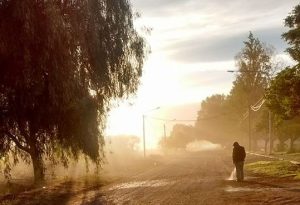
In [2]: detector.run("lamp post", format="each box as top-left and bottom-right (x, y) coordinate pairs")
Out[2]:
(227, 70), (272, 154)
(142, 107), (160, 157)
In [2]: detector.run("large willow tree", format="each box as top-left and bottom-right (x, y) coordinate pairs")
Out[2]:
(0, 0), (146, 183)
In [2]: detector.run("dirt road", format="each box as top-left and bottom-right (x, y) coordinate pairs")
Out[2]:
(96, 150), (300, 205)
(2, 150), (300, 205)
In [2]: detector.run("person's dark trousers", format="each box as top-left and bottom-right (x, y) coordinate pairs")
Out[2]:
(234, 161), (244, 181)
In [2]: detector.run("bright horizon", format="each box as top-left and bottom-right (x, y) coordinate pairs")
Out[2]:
(105, 0), (297, 149)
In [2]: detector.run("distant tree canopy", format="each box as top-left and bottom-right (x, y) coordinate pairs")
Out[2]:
(194, 33), (275, 148)
(0, 0), (146, 183)
(161, 4), (300, 153)
(195, 94), (238, 144)
(193, 5), (300, 153)
(197, 95), (227, 118)
(107, 135), (140, 156)
(160, 124), (195, 149)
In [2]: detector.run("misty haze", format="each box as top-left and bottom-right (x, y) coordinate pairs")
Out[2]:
(1, 0), (300, 205)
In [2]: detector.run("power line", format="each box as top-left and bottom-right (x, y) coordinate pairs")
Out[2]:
(239, 97), (265, 125)
(251, 99), (266, 112)
(146, 115), (197, 122)
(173, 119), (197, 122)
(248, 95), (267, 112)
(145, 116), (177, 122)
(252, 97), (264, 107)
(146, 96), (267, 124)
(146, 111), (234, 122)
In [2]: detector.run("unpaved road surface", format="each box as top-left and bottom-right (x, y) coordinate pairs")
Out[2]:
(95, 150), (300, 205)
(2, 150), (300, 205)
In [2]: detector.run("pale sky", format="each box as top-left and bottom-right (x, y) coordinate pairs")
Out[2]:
(105, 0), (298, 149)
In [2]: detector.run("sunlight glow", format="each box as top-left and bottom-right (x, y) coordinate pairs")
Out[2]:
(105, 52), (234, 149)
(105, 0), (296, 149)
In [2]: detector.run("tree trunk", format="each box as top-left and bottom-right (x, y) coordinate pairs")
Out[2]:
(277, 140), (285, 152)
(289, 137), (296, 153)
(251, 138), (258, 151)
(30, 153), (45, 184)
(264, 139), (268, 155)
(270, 138), (273, 153)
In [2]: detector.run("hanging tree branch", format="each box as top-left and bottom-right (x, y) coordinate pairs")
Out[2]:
(4, 131), (30, 153)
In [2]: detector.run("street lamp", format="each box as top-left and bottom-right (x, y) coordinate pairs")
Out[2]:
(142, 107), (160, 157)
(227, 70), (273, 154)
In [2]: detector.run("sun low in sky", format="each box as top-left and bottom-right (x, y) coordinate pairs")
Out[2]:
(105, 0), (297, 149)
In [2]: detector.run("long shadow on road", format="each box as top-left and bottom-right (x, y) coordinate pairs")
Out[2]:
(0, 180), (106, 205)
(224, 178), (300, 193)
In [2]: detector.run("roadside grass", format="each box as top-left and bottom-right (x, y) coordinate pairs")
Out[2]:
(271, 152), (300, 162)
(245, 160), (300, 179)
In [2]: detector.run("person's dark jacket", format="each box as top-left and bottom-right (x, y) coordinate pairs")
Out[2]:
(232, 145), (246, 163)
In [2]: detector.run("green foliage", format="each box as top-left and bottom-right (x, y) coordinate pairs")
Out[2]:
(266, 3), (300, 120)
(277, 118), (300, 138)
(282, 4), (300, 62)
(273, 152), (300, 162)
(255, 107), (269, 133)
(276, 117), (300, 152)
(230, 32), (275, 146)
(266, 66), (300, 119)
(0, 0), (146, 182)
(232, 32), (273, 107)
(262, 3), (300, 153)
(246, 160), (300, 178)
(193, 6), (300, 151)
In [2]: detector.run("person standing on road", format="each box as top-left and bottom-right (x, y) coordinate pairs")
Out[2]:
(232, 142), (246, 182)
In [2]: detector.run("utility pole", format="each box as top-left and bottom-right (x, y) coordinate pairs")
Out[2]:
(248, 105), (251, 151)
(142, 107), (160, 158)
(268, 110), (272, 154)
(164, 123), (167, 142)
(143, 115), (146, 157)
(228, 70), (272, 153)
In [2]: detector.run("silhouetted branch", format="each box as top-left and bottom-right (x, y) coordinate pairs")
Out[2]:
(5, 131), (30, 153)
